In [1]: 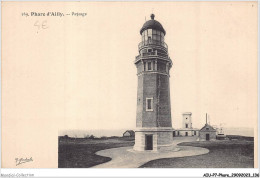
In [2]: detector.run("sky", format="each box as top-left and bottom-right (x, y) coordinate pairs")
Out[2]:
(54, 2), (257, 130)
(3, 1), (258, 133)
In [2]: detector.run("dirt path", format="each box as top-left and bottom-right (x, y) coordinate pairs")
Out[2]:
(92, 136), (208, 168)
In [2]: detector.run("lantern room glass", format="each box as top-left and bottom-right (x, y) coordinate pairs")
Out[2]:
(141, 29), (165, 43)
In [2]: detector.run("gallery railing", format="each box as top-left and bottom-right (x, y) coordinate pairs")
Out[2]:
(135, 52), (170, 62)
(138, 40), (168, 50)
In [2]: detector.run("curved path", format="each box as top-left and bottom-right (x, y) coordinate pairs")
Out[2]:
(92, 137), (209, 168)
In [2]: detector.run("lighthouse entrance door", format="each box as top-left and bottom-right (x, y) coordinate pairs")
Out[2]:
(145, 135), (153, 150)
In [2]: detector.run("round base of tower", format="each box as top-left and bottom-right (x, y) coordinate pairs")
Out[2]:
(133, 127), (175, 152)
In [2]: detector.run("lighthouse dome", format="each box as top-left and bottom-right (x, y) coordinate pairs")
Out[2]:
(140, 14), (166, 35)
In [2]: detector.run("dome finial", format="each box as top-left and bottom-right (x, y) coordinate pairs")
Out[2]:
(151, 14), (155, 20)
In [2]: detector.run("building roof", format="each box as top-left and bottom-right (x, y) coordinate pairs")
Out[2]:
(140, 14), (166, 35)
(200, 124), (216, 132)
(123, 130), (135, 135)
(182, 112), (192, 115)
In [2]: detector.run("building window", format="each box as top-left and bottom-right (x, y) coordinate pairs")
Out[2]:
(185, 124), (188, 128)
(186, 118), (188, 120)
(147, 62), (152, 71)
(146, 98), (153, 111)
(194, 131), (196, 135)
(147, 30), (152, 43)
(148, 36), (151, 43)
(152, 34), (156, 40)
(148, 29), (152, 35)
(144, 30), (147, 41)
(161, 32), (164, 41)
(206, 128), (209, 130)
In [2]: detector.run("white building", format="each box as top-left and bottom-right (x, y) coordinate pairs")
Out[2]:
(174, 112), (199, 137)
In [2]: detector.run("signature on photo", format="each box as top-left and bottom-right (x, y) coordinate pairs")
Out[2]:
(15, 157), (33, 166)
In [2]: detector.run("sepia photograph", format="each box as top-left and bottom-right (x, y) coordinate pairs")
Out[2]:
(1, 1), (258, 176)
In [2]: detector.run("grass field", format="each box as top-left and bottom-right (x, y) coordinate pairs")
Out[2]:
(58, 137), (134, 168)
(140, 139), (254, 168)
(58, 135), (254, 168)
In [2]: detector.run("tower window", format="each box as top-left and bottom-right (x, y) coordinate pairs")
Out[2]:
(186, 118), (188, 120)
(146, 98), (153, 111)
(185, 124), (188, 128)
(152, 34), (156, 40)
(148, 29), (152, 35)
(148, 62), (152, 71)
(148, 36), (151, 42)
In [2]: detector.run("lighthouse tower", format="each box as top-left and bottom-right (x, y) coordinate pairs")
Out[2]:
(133, 14), (174, 151)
